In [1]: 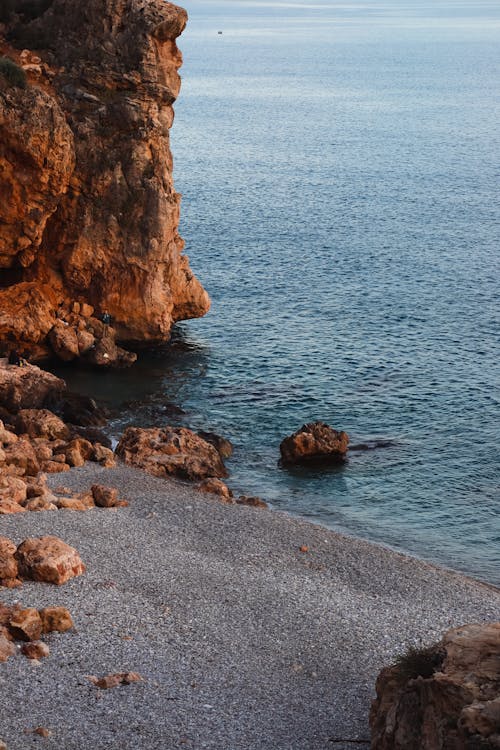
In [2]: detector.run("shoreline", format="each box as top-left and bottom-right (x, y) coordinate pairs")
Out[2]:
(1, 460), (499, 749)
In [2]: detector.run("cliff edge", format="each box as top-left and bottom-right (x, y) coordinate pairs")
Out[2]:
(0, 0), (209, 364)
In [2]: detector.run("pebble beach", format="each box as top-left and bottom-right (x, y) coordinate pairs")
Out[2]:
(1, 461), (498, 750)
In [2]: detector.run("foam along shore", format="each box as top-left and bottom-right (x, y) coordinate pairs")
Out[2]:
(0, 462), (498, 750)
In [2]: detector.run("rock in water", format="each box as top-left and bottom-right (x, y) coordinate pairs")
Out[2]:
(279, 421), (349, 465)
(370, 622), (500, 750)
(0, 0), (209, 362)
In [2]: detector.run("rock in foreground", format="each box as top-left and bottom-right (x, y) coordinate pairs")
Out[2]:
(0, 362), (65, 412)
(116, 426), (229, 481)
(370, 621), (500, 750)
(15, 536), (85, 585)
(279, 421), (349, 465)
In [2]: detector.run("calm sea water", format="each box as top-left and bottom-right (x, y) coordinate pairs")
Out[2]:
(59, 0), (500, 585)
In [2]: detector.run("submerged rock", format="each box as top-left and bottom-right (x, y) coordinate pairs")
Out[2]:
(279, 421), (349, 465)
(370, 622), (500, 750)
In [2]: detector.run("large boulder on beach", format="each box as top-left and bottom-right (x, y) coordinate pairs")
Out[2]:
(0, 363), (65, 413)
(15, 536), (86, 585)
(370, 621), (500, 750)
(116, 426), (229, 481)
(15, 409), (70, 441)
(279, 421), (349, 465)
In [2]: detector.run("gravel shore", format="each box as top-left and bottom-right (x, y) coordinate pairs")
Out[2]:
(1, 462), (499, 750)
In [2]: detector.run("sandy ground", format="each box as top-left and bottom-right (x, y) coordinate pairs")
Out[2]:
(0, 462), (499, 750)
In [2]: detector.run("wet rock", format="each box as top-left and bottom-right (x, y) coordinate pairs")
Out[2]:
(370, 622), (500, 750)
(39, 607), (74, 633)
(116, 426), (228, 481)
(8, 608), (43, 641)
(21, 640), (50, 660)
(197, 431), (233, 459)
(236, 495), (269, 509)
(44, 391), (107, 427)
(0, 363), (66, 413)
(15, 536), (86, 585)
(279, 421), (349, 465)
(198, 478), (234, 503)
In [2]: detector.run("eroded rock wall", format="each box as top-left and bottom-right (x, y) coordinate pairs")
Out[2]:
(0, 0), (209, 361)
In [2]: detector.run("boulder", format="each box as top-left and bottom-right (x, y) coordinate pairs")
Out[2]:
(0, 499), (26, 514)
(91, 484), (120, 508)
(197, 431), (233, 459)
(92, 443), (116, 467)
(279, 421), (349, 465)
(15, 536), (86, 585)
(23, 497), (58, 512)
(16, 408), (70, 440)
(0, 632), (15, 662)
(116, 426), (229, 481)
(48, 321), (80, 361)
(370, 622), (500, 750)
(8, 607), (42, 641)
(0, 536), (20, 586)
(21, 640), (50, 660)
(197, 478), (234, 503)
(0, 475), (27, 504)
(39, 607), (74, 633)
(0, 420), (17, 445)
(0, 363), (65, 413)
(3, 437), (40, 476)
(237, 495), (269, 509)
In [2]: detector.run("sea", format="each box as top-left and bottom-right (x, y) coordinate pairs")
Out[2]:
(57, 0), (500, 586)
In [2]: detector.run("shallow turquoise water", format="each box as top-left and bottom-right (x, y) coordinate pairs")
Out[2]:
(59, 0), (500, 585)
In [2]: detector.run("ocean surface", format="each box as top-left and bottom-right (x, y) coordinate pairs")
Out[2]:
(59, 0), (500, 585)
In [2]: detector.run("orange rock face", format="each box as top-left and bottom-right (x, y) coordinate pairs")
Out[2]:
(116, 426), (228, 481)
(370, 622), (500, 750)
(0, 0), (209, 362)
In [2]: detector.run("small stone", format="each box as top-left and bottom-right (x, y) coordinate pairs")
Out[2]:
(0, 633), (16, 662)
(88, 671), (143, 689)
(91, 484), (120, 508)
(8, 608), (43, 641)
(39, 607), (74, 633)
(197, 478), (234, 503)
(21, 641), (50, 659)
(56, 496), (92, 511)
(236, 495), (268, 509)
(34, 727), (51, 737)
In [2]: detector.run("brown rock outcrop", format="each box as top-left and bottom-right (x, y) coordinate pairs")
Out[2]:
(39, 607), (73, 633)
(0, 363), (65, 412)
(0, 0), (209, 363)
(15, 535), (86, 584)
(370, 622), (500, 750)
(116, 426), (228, 481)
(279, 421), (349, 465)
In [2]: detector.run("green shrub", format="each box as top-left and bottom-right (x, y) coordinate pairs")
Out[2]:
(393, 642), (444, 682)
(0, 56), (27, 88)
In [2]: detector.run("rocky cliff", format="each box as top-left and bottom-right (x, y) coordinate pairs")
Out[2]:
(370, 622), (500, 750)
(0, 0), (209, 365)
